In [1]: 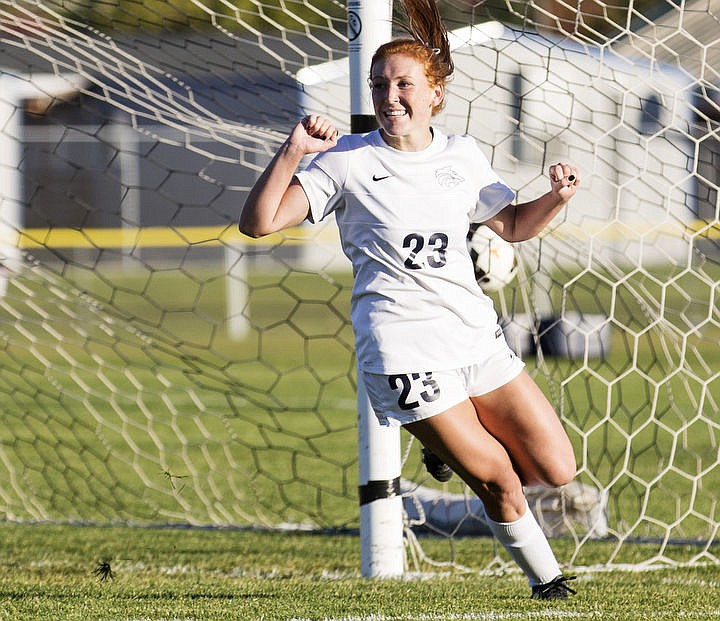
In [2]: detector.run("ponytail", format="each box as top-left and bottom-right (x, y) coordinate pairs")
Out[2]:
(398, 0), (453, 78)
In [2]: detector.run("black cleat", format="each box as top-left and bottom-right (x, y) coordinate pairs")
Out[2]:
(531, 575), (577, 600)
(421, 447), (453, 482)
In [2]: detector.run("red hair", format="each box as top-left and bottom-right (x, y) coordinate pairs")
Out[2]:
(370, 1), (454, 116)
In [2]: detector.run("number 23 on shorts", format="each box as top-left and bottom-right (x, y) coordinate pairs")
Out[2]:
(388, 372), (441, 411)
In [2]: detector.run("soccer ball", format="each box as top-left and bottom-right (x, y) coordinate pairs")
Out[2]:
(467, 224), (518, 292)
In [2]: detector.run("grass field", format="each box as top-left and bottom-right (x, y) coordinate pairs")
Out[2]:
(1, 255), (719, 618)
(1, 523), (719, 620)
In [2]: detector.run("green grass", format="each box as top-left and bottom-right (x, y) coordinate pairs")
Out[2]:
(1, 523), (719, 620)
(0, 258), (718, 586)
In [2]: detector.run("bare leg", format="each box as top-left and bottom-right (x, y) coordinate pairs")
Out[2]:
(470, 370), (576, 489)
(405, 371), (574, 519)
(404, 371), (577, 588)
(406, 398), (526, 522)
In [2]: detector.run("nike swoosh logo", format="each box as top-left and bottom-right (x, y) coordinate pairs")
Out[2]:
(372, 174), (392, 181)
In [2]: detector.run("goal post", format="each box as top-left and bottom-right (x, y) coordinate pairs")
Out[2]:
(345, 1), (405, 579)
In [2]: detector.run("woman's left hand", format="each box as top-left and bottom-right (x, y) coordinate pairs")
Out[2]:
(548, 162), (580, 201)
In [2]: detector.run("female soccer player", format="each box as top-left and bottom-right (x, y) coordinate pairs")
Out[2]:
(240, 0), (579, 600)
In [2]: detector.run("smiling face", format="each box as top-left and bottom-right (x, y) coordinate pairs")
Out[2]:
(369, 53), (444, 152)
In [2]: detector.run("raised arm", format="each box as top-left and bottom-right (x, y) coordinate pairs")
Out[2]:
(483, 162), (580, 242)
(239, 115), (338, 238)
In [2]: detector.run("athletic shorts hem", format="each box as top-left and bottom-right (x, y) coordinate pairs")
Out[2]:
(361, 336), (524, 427)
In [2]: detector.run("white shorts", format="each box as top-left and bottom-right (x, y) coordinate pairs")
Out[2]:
(361, 328), (524, 427)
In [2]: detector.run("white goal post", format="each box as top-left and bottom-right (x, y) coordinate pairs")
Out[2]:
(347, 0), (405, 579)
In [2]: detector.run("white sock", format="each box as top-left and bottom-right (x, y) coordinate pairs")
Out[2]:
(485, 500), (561, 587)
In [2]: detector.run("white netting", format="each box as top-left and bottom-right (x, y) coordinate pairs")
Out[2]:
(0, 0), (718, 570)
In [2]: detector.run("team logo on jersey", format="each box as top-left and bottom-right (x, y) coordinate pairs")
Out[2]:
(435, 166), (464, 188)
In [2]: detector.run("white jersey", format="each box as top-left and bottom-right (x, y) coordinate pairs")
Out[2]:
(295, 128), (515, 374)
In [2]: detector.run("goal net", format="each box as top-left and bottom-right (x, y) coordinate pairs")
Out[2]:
(0, 0), (718, 573)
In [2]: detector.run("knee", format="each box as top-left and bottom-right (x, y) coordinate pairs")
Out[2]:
(471, 471), (527, 521)
(452, 450), (526, 504)
(541, 453), (577, 488)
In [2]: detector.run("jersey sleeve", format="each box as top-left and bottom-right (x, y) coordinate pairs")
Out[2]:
(466, 137), (516, 222)
(295, 142), (349, 224)
(474, 181), (516, 221)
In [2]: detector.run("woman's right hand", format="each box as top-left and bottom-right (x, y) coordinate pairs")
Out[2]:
(289, 114), (339, 154)
(239, 115), (336, 238)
